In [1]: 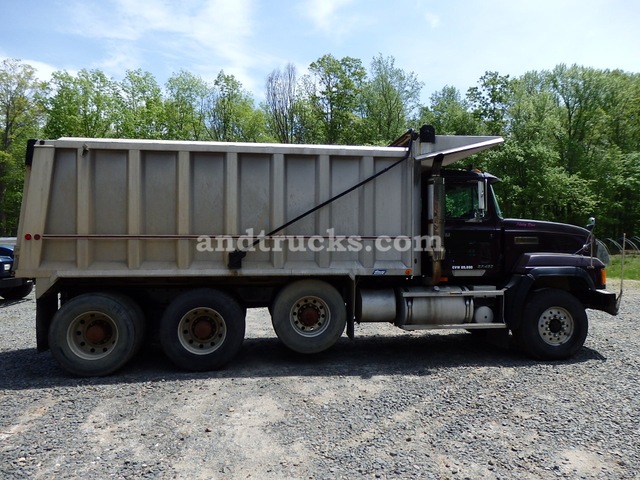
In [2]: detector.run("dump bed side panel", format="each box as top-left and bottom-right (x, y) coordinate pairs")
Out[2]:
(17, 139), (416, 294)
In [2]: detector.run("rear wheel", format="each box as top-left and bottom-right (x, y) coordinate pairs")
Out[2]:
(513, 289), (588, 360)
(271, 280), (346, 354)
(48, 292), (142, 376)
(108, 292), (146, 358)
(159, 289), (245, 371)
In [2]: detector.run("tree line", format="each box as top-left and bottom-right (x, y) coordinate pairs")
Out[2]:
(1, 56), (639, 239)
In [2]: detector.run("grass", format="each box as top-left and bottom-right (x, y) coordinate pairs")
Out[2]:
(607, 254), (640, 280)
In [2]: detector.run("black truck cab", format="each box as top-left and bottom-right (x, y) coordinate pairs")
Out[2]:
(440, 169), (597, 282)
(426, 167), (617, 320)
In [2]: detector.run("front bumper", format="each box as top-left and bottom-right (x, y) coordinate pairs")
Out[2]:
(0, 277), (32, 289)
(584, 289), (619, 315)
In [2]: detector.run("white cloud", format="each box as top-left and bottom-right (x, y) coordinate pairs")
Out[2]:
(93, 43), (142, 75)
(62, 0), (258, 84)
(182, 0), (255, 66)
(64, 0), (141, 41)
(299, 0), (359, 36)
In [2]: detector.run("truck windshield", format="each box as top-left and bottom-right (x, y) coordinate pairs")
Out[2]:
(491, 185), (503, 218)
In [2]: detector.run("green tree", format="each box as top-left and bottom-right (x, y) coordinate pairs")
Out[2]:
(303, 54), (367, 144)
(43, 69), (119, 138)
(597, 70), (640, 153)
(589, 149), (640, 237)
(466, 71), (513, 136)
(463, 69), (598, 226)
(590, 72), (640, 236)
(0, 59), (45, 234)
(163, 70), (209, 140)
(540, 65), (640, 234)
(419, 85), (479, 135)
(546, 64), (608, 175)
(0, 59), (45, 152)
(360, 54), (423, 144)
(0, 150), (23, 235)
(116, 69), (165, 139)
(288, 75), (324, 144)
(478, 142), (547, 219)
(205, 71), (267, 142)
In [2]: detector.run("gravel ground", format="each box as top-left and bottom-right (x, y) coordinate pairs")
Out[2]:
(1, 281), (638, 480)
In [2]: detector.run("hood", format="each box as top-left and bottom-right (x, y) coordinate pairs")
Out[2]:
(503, 218), (589, 256)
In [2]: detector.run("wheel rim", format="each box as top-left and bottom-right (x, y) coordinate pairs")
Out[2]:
(67, 311), (119, 360)
(290, 295), (331, 337)
(178, 307), (227, 355)
(537, 306), (574, 346)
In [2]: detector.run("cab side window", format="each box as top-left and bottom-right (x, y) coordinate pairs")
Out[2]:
(446, 183), (480, 221)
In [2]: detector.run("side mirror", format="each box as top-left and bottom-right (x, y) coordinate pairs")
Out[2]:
(586, 217), (596, 232)
(476, 180), (488, 219)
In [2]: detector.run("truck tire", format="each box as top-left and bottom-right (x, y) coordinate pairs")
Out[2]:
(271, 280), (346, 354)
(48, 293), (143, 376)
(108, 292), (146, 358)
(1, 282), (33, 300)
(513, 289), (588, 360)
(159, 289), (245, 371)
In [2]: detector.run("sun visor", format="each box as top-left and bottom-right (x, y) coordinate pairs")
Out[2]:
(415, 135), (504, 169)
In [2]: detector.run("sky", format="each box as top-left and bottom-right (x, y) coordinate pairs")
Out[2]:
(2, 0), (639, 103)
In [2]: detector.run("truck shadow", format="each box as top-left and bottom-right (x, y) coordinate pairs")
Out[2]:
(0, 332), (606, 391)
(0, 298), (31, 308)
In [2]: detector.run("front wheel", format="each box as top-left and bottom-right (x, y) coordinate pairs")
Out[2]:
(159, 289), (245, 371)
(513, 289), (588, 360)
(271, 280), (346, 354)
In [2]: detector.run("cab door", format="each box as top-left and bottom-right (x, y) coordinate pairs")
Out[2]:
(442, 176), (502, 282)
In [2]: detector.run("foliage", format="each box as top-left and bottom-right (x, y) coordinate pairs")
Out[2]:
(419, 86), (479, 135)
(0, 150), (23, 235)
(464, 65), (640, 237)
(205, 71), (267, 142)
(0, 60), (46, 152)
(0, 56), (639, 239)
(43, 69), (120, 138)
(467, 71), (513, 136)
(303, 54), (367, 144)
(360, 54), (423, 144)
(116, 69), (165, 139)
(0, 59), (46, 235)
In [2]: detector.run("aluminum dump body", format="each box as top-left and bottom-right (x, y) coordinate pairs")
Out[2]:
(16, 139), (420, 296)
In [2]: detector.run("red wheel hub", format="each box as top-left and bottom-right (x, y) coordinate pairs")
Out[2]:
(193, 317), (214, 339)
(85, 322), (111, 344)
(299, 306), (320, 327)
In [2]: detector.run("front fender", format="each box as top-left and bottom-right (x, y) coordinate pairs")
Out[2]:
(504, 266), (601, 330)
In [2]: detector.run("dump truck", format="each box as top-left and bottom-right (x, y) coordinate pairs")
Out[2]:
(15, 126), (619, 376)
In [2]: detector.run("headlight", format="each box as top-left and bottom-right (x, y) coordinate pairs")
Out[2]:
(3, 264), (10, 271)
